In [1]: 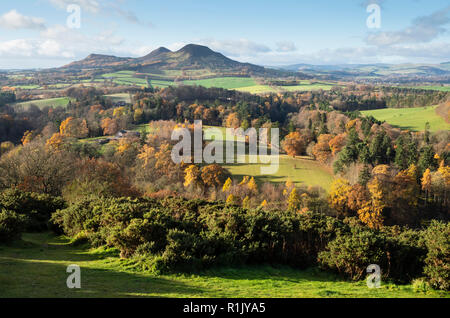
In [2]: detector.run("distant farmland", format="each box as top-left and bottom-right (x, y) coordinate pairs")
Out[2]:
(97, 71), (337, 94)
(361, 106), (450, 132)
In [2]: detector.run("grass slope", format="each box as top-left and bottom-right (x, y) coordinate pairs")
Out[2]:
(361, 106), (450, 132)
(223, 155), (334, 191)
(13, 97), (73, 110)
(1, 233), (447, 298)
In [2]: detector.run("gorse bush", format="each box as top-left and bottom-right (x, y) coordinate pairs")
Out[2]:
(53, 196), (449, 286)
(0, 209), (26, 243)
(422, 221), (450, 290)
(0, 188), (65, 232)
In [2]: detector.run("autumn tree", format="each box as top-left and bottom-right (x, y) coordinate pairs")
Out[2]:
(201, 164), (230, 189)
(328, 178), (352, 217)
(282, 132), (307, 157)
(287, 188), (301, 212)
(60, 117), (89, 139)
(184, 165), (202, 188)
(101, 117), (119, 136)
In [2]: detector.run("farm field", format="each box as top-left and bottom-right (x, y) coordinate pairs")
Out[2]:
(183, 77), (257, 89)
(96, 72), (337, 94)
(0, 233), (447, 298)
(361, 106), (450, 132)
(104, 93), (132, 104)
(403, 86), (450, 92)
(223, 155), (334, 191)
(13, 97), (73, 110)
(237, 82), (336, 94)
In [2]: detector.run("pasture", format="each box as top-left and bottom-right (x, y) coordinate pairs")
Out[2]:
(361, 106), (450, 132)
(13, 97), (73, 110)
(222, 155), (334, 191)
(0, 233), (446, 298)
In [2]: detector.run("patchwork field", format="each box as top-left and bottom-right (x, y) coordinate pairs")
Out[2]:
(13, 97), (74, 110)
(0, 233), (446, 298)
(361, 106), (450, 132)
(97, 72), (337, 94)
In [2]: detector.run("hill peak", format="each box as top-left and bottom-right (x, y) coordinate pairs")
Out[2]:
(177, 44), (217, 57)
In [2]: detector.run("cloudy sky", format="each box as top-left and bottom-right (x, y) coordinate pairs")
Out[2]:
(0, 0), (449, 69)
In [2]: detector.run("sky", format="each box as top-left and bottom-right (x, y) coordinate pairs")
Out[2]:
(0, 0), (449, 69)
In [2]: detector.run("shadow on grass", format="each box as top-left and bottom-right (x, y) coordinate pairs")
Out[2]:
(0, 254), (203, 298)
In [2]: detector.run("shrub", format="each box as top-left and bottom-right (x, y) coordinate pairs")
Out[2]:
(423, 221), (450, 290)
(0, 209), (26, 243)
(318, 227), (387, 281)
(0, 188), (65, 232)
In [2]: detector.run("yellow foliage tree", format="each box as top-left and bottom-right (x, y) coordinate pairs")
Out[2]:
(226, 194), (239, 206)
(247, 177), (258, 195)
(328, 178), (351, 216)
(358, 177), (385, 229)
(287, 188), (301, 211)
(184, 165), (201, 188)
(222, 177), (232, 192)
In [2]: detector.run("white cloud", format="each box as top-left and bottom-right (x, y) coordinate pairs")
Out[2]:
(366, 6), (450, 46)
(276, 41), (297, 52)
(0, 10), (45, 30)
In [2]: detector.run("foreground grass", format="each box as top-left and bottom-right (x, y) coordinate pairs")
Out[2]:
(1, 233), (447, 298)
(361, 106), (449, 132)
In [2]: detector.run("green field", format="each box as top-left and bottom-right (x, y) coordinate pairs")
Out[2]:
(183, 77), (257, 89)
(1, 233), (446, 298)
(237, 82), (335, 94)
(13, 97), (73, 110)
(361, 106), (449, 132)
(223, 155), (334, 191)
(403, 86), (450, 92)
(104, 93), (132, 104)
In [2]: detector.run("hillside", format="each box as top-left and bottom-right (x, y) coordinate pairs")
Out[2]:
(57, 44), (296, 78)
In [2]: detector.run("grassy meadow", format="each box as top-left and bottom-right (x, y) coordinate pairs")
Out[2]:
(13, 97), (73, 110)
(361, 106), (450, 132)
(222, 155), (334, 191)
(0, 233), (447, 298)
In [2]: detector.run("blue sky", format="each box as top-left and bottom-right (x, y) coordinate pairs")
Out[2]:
(0, 0), (449, 68)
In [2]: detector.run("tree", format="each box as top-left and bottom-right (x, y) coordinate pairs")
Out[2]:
(329, 178), (352, 217)
(312, 134), (333, 164)
(101, 118), (119, 136)
(184, 165), (202, 188)
(225, 112), (240, 128)
(247, 177), (258, 195)
(226, 194), (239, 206)
(422, 168), (432, 201)
(201, 164), (230, 189)
(358, 177), (385, 229)
(287, 188), (301, 212)
(60, 117), (88, 139)
(222, 177), (232, 192)
(282, 132), (307, 157)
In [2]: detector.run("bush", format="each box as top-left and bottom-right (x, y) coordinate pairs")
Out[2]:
(423, 221), (450, 290)
(0, 209), (26, 243)
(318, 227), (387, 281)
(0, 188), (65, 232)
(51, 195), (449, 285)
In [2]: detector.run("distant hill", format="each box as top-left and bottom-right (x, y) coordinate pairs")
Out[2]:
(279, 63), (450, 82)
(58, 44), (296, 78)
